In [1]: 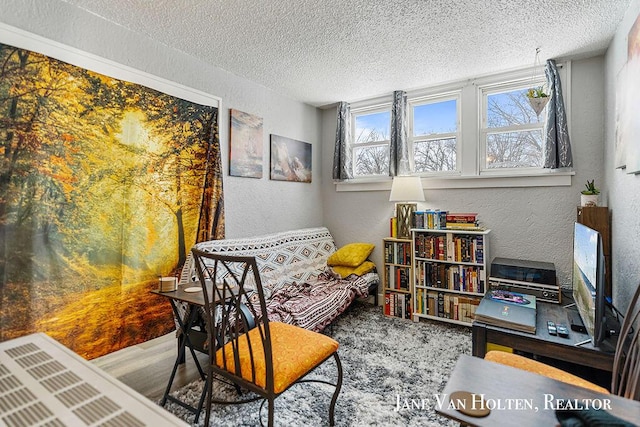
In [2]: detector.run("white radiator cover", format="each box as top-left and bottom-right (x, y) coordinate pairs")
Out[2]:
(0, 333), (187, 426)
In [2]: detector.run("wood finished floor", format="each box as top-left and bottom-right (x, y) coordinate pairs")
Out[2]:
(92, 332), (208, 402)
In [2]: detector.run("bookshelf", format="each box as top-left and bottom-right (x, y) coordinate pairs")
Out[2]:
(412, 228), (490, 326)
(382, 237), (413, 319)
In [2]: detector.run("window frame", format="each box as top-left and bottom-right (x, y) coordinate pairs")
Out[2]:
(350, 102), (392, 178)
(478, 77), (548, 174)
(408, 91), (462, 176)
(339, 62), (572, 190)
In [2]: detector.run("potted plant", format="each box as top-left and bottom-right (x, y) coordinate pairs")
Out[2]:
(580, 179), (600, 207)
(526, 86), (550, 116)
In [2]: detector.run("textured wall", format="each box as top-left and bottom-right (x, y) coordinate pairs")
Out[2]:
(0, 0), (324, 240)
(322, 57), (606, 292)
(604, 0), (640, 311)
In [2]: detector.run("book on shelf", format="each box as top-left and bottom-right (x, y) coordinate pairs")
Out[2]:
(385, 291), (411, 319)
(474, 289), (537, 334)
(389, 217), (398, 238)
(415, 290), (480, 322)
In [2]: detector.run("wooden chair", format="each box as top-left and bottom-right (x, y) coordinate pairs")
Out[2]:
(485, 283), (640, 400)
(191, 249), (343, 427)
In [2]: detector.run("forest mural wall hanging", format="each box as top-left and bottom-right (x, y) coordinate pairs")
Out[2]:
(0, 36), (224, 359)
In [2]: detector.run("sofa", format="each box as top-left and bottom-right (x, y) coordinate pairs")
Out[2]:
(177, 227), (379, 336)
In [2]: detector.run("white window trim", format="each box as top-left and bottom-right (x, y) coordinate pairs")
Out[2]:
(336, 62), (573, 191)
(350, 102), (392, 178)
(479, 77), (547, 173)
(409, 91), (462, 175)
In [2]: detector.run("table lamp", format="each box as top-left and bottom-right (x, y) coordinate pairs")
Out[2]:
(389, 175), (425, 239)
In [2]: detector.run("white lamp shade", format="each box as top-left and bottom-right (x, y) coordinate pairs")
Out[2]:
(389, 176), (425, 202)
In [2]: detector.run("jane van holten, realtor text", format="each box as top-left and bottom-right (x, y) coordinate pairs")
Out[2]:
(395, 393), (613, 412)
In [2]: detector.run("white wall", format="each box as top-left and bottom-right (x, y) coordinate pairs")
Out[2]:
(321, 57), (606, 292)
(604, 0), (640, 309)
(0, 0), (324, 239)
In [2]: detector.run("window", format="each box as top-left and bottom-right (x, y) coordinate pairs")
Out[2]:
(351, 106), (390, 177)
(480, 81), (547, 171)
(344, 64), (567, 185)
(410, 95), (460, 173)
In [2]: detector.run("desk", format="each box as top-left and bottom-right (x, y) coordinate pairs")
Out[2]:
(0, 333), (187, 426)
(472, 301), (616, 372)
(437, 355), (640, 426)
(151, 284), (210, 423)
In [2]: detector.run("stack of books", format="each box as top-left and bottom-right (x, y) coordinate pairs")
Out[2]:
(445, 212), (479, 229)
(474, 289), (537, 333)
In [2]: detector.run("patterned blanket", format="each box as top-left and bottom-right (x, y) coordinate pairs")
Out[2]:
(176, 227), (378, 334)
(252, 268), (371, 332)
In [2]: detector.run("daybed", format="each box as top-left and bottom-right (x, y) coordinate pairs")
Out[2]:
(176, 227), (378, 337)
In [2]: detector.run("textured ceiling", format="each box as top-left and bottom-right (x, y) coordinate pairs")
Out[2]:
(59, 0), (631, 107)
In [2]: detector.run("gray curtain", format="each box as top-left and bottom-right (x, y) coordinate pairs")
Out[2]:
(332, 101), (352, 180)
(544, 59), (573, 168)
(389, 90), (411, 176)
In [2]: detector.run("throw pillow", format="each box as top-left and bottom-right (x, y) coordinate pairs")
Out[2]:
(327, 242), (375, 267)
(330, 261), (376, 278)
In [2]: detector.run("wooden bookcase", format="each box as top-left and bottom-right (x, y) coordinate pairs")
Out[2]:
(412, 228), (490, 326)
(577, 206), (611, 297)
(382, 237), (413, 319)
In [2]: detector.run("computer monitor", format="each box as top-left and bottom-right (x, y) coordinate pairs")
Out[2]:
(572, 222), (607, 347)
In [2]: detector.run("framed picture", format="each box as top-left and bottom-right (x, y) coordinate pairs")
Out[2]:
(229, 109), (263, 178)
(269, 134), (312, 183)
(619, 12), (640, 173)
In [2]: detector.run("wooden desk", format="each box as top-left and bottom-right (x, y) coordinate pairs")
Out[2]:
(437, 355), (640, 426)
(472, 301), (616, 372)
(0, 333), (187, 426)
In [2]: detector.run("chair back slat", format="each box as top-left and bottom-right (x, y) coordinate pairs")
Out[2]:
(612, 283), (640, 400)
(191, 249), (276, 393)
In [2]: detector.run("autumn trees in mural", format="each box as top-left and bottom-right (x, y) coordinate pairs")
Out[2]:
(0, 42), (224, 358)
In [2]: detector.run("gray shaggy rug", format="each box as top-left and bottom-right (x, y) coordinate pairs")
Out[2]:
(163, 302), (471, 426)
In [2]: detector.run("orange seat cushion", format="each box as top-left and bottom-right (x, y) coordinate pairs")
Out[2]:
(216, 322), (339, 394)
(484, 350), (609, 394)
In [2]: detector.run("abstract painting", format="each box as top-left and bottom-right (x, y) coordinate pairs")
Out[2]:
(269, 135), (312, 183)
(0, 37), (224, 359)
(229, 109), (263, 178)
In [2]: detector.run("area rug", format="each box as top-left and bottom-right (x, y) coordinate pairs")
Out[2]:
(163, 302), (471, 426)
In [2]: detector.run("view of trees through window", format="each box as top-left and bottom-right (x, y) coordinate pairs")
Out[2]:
(353, 110), (390, 176)
(412, 99), (458, 173)
(349, 78), (548, 177)
(484, 87), (545, 169)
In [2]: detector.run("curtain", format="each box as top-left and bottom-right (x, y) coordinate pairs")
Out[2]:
(332, 101), (352, 180)
(544, 59), (573, 168)
(390, 90), (411, 176)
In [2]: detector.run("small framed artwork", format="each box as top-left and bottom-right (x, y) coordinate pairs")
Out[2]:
(229, 109), (263, 178)
(270, 134), (312, 183)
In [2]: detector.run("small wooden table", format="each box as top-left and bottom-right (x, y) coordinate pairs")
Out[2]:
(437, 355), (640, 426)
(472, 300), (617, 372)
(151, 283), (210, 423)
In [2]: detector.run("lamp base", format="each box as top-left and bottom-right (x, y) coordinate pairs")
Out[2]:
(396, 203), (417, 239)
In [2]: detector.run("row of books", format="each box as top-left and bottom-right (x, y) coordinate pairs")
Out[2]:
(413, 211), (480, 230)
(384, 241), (411, 265)
(414, 289), (480, 323)
(415, 261), (486, 293)
(414, 233), (484, 263)
(384, 292), (412, 319)
(384, 266), (411, 290)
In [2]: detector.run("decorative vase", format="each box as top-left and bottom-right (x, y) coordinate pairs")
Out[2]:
(580, 194), (599, 207)
(528, 96), (550, 117)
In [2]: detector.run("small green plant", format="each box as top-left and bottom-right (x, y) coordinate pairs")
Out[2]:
(526, 86), (548, 98)
(581, 179), (600, 195)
